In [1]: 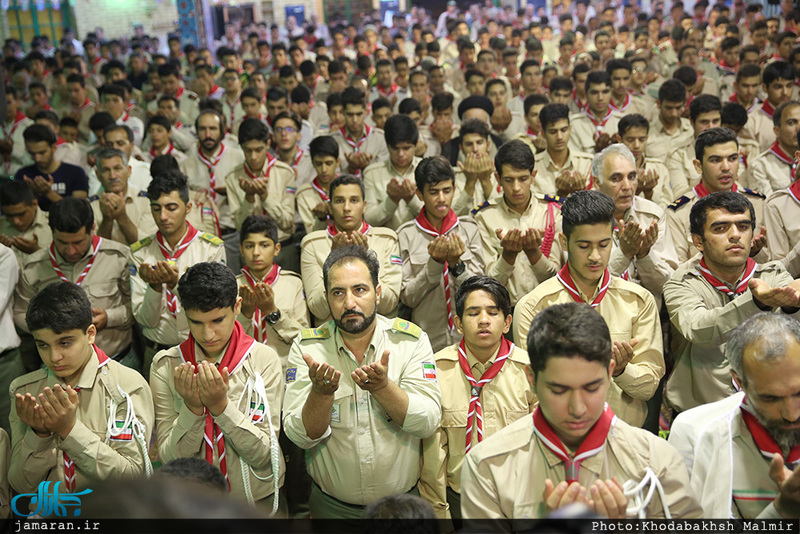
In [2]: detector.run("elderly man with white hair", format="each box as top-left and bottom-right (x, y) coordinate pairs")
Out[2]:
(593, 143), (674, 300)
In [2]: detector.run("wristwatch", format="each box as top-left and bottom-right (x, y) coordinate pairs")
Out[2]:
(267, 310), (282, 324)
(450, 261), (466, 277)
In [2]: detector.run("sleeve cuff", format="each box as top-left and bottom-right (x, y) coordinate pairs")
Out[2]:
(60, 419), (97, 456)
(213, 399), (247, 433)
(104, 306), (126, 328)
(23, 427), (56, 452)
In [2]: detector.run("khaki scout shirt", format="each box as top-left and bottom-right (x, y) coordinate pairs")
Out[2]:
(295, 180), (329, 233)
(749, 147), (794, 197)
(236, 270), (309, 371)
(397, 216), (485, 353)
(143, 144), (188, 165)
(665, 143), (701, 198)
(129, 229), (226, 347)
(451, 168), (504, 217)
(730, 415), (784, 519)
(331, 126), (390, 175)
(180, 144), (245, 230)
(90, 185), (157, 245)
(221, 95), (246, 136)
(225, 158), (297, 242)
(8, 349), (154, 493)
(282, 316), (443, 506)
(0, 207), (52, 263)
(764, 188), (800, 276)
(150, 340), (285, 501)
(288, 149), (316, 191)
(146, 88), (200, 126)
(639, 157), (673, 209)
(532, 149), (593, 196)
(737, 137), (763, 189)
(62, 100), (96, 144)
(460, 414), (703, 523)
(747, 107), (778, 154)
(13, 238), (132, 358)
(300, 227), (402, 323)
(2, 115), (34, 177)
(644, 115), (694, 164)
(663, 257), (794, 413)
(473, 195), (563, 306)
(419, 343), (535, 520)
(514, 276), (665, 427)
(363, 158), (424, 231)
(567, 110), (623, 155)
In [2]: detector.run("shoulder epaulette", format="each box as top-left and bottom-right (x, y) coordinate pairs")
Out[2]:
(200, 233), (224, 245)
(11, 368), (48, 391)
(543, 194), (563, 204)
(667, 196), (691, 211)
(137, 190), (148, 198)
(471, 200), (490, 216)
(88, 194), (100, 202)
(300, 327), (331, 340)
(391, 318), (422, 338)
(742, 187), (766, 199)
(130, 235), (152, 252)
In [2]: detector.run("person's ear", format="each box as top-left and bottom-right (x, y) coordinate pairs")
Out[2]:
(693, 158), (702, 175)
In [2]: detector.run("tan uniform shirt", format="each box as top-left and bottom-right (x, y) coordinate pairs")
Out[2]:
(331, 126), (390, 174)
(180, 144), (246, 230)
(290, 149), (316, 191)
(764, 188), (800, 276)
(737, 137), (762, 189)
(749, 147), (794, 196)
(224, 158), (297, 242)
(397, 216), (485, 352)
(150, 340), (285, 501)
(532, 149), (593, 196)
(236, 270), (309, 371)
(663, 257), (793, 413)
(300, 226), (402, 323)
(451, 168), (504, 217)
(282, 316), (442, 506)
(129, 229), (226, 347)
(747, 106), (778, 154)
(363, 158), (424, 231)
(146, 89), (200, 126)
(8, 349), (154, 493)
(90, 185), (157, 245)
(0, 207), (52, 263)
(514, 275), (665, 427)
(567, 110), (623, 155)
(640, 157), (673, 209)
(13, 238), (132, 358)
(295, 180), (329, 233)
(644, 115), (694, 164)
(221, 94), (246, 135)
(460, 414), (703, 522)
(473, 195), (563, 306)
(420, 343), (535, 520)
(665, 143), (701, 198)
(2, 115), (34, 177)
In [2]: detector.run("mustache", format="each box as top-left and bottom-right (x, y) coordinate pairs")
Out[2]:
(341, 309), (365, 319)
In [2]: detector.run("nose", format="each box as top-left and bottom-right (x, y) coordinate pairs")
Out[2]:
(781, 398), (800, 424)
(50, 348), (64, 363)
(344, 290), (358, 310)
(588, 246), (602, 263)
(567, 391), (586, 418)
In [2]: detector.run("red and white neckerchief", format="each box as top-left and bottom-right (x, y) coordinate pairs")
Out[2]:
(244, 153), (278, 182)
(49, 235), (102, 286)
(458, 337), (514, 452)
(175, 121), (184, 129)
(63, 346), (111, 492)
(120, 112), (130, 123)
(572, 89), (588, 111)
(174, 86), (185, 99)
(72, 98), (92, 113)
(291, 148), (303, 169)
(224, 93), (241, 131)
(788, 176), (800, 205)
(729, 93), (759, 114)
(698, 256), (757, 297)
(156, 223), (200, 317)
(340, 124), (372, 153)
(311, 177), (330, 202)
(693, 181), (738, 198)
(609, 92), (632, 113)
(377, 82), (399, 99)
(717, 59), (736, 75)
(2, 109), (27, 138)
(55, 137), (67, 147)
(541, 200), (561, 259)
(584, 106), (614, 131)
(197, 144), (226, 201)
(326, 219), (370, 237)
(556, 263), (611, 309)
(414, 207), (460, 333)
(532, 403), (617, 483)
(150, 142), (176, 159)
(179, 320), (254, 491)
(741, 396), (800, 467)
(525, 126), (538, 139)
(769, 140), (794, 170)
(629, 85), (646, 97)
(209, 84), (223, 98)
(760, 100), (776, 120)
(241, 264), (281, 343)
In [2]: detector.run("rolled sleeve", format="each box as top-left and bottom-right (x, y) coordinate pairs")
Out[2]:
(397, 335), (442, 439)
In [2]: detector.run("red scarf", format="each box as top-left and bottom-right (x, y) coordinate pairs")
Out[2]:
(572, 89), (588, 111)
(311, 177), (330, 202)
(698, 257), (757, 297)
(291, 148), (303, 169)
(788, 178), (800, 206)
(769, 140), (794, 166)
(224, 93), (241, 132)
(240, 264), (281, 343)
(584, 106), (614, 131)
(73, 98), (92, 113)
(525, 126), (538, 139)
(197, 144), (226, 202)
(209, 84), (222, 97)
(729, 93), (759, 114)
(243, 153), (277, 182)
(326, 219), (370, 237)
(609, 93), (631, 113)
(694, 181), (738, 198)
(49, 235), (102, 286)
(340, 125), (372, 152)
(156, 224), (199, 317)
(174, 86), (185, 99)
(150, 142), (175, 159)
(718, 59), (736, 75)
(741, 396), (800, 466)
(532, 404), (617, 483)
(178, 320), (256, 490)
(542, 200), (560, 259)
(414, 207), (460, 333)
(377, 82), (399, 98)
(457, 337), (514, 452)
(55, 137), (67, 147)
(556, 264), (611, 308)
(761, 100), (776, 120)
(2, 109), (28, 137)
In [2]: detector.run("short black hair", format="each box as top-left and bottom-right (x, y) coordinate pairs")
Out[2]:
(23, 123), (57, 145)
(539, 103), (570, 130)
(414, 156), (455, 192)
(146, 115), (172, 133)
(103, 123), (134, 143)
(431, 93), (454, 113)
(178, 262), (238, 312)
(527, 302), (612, 378)
(309, 135), (339, 159)
(455, 275), (511, 318)
(690, 190), (755, 237)
(240, 87), (262, 103)
(49, 196), (93, 234)
(673, 65), (698, 87)
(274, 110), (302, 131)
(524, 93), (549, 116)
(329, 174), (364, 201)
(101, 83), (126, 101)
(721, 102), (748, 128)
(561, 190), (615, 239)
(459, 118), (490, 140)
(548, 76), (574, 94)
(266, 86), (288, 105)
(495, 139), (535, 177)
(384, 114), (419, 147)
(618, 113), (650, 136)
(148, 169), (190, 205)
(341, 86), (366, 109)
(238, 117), (270, 146)
(658, 78), (687, 104)
(326, 92), (343, 110)
(372, 97), (392, 114)
(689, 94), (721, 123)
(240, 214), (278, 244)
(763, 60), (795, 88)
(606, 58), (632, 75)
(26, 282), (93, 334)
(736, 63), (761, 82)
(291, 85), (311, 105)
(150, 155), (181, 178)
(322, 245), (380, 293)
(585, 70), (611, 90)
(694, 126), (738, 162)
(157, 458), (227, 493)
(0, 180), (35, 206)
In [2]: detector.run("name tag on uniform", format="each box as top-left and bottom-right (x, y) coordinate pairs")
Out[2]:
(331, 403), (341, 424)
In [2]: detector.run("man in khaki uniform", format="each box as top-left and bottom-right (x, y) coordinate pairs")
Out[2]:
(0, 180), (52, 262)
(295, 136), (340, 233)
(332, 87), (390, 175)
(13, 198), (135, 367)
(398, 157), (485, 353)
(474, 140), (564, 308)
(129, 171), (226, 379)
(744, 61), (795, 154)
(1, 87), (34, 178)
(419, 277), (535, 526)
(533, 103), (593, 197)
(283, 245), (442, 521)
(150, 263), (286, 512)
(61, 74), (96, 144)
(618, 114), (673, 208)
(145, 64), (200, 126)
(567, 71), (624, 155)
(363, 115), (424, 231)
(749, 101), (800, 196)
(9, 282), (153, 498)
(764, 152), (800, 277)
(90, 148), (157, 245)
(643, 80), (694, 165)
(451, 118), (504, 216)
(664, 191), (798, 414)
(514, 191), (665, 427)
(462, 303), (702, 524)
(301, 175), (402, 324)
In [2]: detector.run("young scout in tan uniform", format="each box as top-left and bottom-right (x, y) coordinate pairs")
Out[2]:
(13, 197), (136, 368)
(9, 282), (153, 498)
(295, 136), (340, 234)
(419, 277), (535, 526)
(618, 114), (673, 209)
(143, 116), (188, 165)
(129, 171), (226, 379)
(150, 262), (286, 513)
(763, 129), (800, 277)
(643, 80), (694, 165)
(665, 127), (769, 269)
(332, 87), (390, 176)
(397, 157), (485, 353)
(473, 140), (564, 308)
(62, 74), (96, 144)
(271, 111), (310, 191)
(749, 101), (800, 196)
(514, 191), (665, 428)
(462, 303), (702, 523)
(237, 215), (308, 371)
(512, 94), (548, 156)
(567, 71), (624, 156)
(145, 64), (200, 126)
(663, 192), (798, 414)
(532, 103), (594, 197)
(1, 87), (34, 178)
(90, 148), (157, 245)
(363, 115), (425, 231)
(745, 61), (794, 154)
(300, 175), (402, 324)
(451, 119), (504, 216)
(283, 245), (442, 522)
(0, 180), (52, 262)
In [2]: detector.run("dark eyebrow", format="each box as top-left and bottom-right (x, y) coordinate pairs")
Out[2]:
(545, 378), (605, 389)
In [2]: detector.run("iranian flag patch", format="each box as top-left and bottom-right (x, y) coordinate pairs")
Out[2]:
(422, 362), (437, 380)
(110, 420), (133, 441)
(250, 401), (266, 423)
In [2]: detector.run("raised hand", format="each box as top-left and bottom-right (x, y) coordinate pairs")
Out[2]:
(303, 353), (341, 395)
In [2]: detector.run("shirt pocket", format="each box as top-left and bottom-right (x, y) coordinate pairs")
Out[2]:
(86, 281), (121, 307)
(503, 409), (529, 426)
(330, 382), (354, 429)
(440, 408), (467, 429)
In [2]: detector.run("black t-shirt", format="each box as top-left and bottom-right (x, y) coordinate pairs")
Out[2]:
(14, 162), (89, 211)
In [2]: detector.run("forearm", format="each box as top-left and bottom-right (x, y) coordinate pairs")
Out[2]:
(115, 215), (140, 245)
(96, 218), (115, 240)
(369, 381), (409, 426)
(301, 390), (334, 440)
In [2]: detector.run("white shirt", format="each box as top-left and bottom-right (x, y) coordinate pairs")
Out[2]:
(0, 245), (21, 353)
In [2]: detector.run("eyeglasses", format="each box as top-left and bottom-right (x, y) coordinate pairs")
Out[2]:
(274, 126), (297, 134)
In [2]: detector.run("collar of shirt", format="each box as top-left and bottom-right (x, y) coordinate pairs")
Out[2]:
(334, 323), (379, 365)
(498, 192), (537, 218)
(389, 156), (421, 178)
(46, 346), (103, 390)
(535, 424), (606, 475)
(541, 149), (573, 173)
(194, 339), (230, 367)
(54, 234), (99, 265)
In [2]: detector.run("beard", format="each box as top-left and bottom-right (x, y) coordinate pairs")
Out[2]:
(751, 407), (800, 451)
(333, 305), (377, 334)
